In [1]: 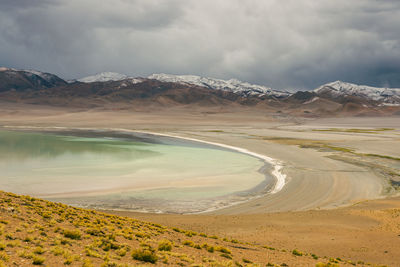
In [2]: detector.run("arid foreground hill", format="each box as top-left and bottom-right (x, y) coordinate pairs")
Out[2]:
(0, 191), (358, 266)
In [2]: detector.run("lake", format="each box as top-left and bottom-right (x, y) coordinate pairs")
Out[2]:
(0, 130), (271, 213)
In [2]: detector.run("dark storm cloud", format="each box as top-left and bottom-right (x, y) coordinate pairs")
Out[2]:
(1, 0), (400, 90)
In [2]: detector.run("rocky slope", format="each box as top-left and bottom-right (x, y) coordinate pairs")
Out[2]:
(0, 68), (67, 92)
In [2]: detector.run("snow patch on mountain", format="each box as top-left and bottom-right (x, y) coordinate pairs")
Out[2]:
(315, 81), (400, 105)
(148, 73), (290, 97)
(1, 67), (64, 84)
(78, 72), (131, 83)
(22, 69), (58, 82)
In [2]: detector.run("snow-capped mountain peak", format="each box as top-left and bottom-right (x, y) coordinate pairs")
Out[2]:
(314, 80), (400, 105)
(22, 69), (59, 83)
(1, 67), (57, 83)
(78, 72), (130, 83)
(148, 73), (290, 98)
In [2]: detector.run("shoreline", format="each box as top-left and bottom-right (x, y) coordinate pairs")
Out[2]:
(1, 125), (287, 195)
(0, 111), (394, 215)
(0, 107), (399, 265)
(114, 128), (288, 195)
(0, 125), (287, 214)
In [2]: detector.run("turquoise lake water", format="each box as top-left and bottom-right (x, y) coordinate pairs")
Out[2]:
(0, 130), (268, 213)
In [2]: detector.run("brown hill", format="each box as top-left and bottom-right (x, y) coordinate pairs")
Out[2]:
(0, 191), (352, 266)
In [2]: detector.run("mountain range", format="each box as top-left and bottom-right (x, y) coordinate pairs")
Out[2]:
(1, 67), (399, 116)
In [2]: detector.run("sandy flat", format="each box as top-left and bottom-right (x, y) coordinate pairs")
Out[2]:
(0, 103), (399, 265)
(0, 104), (398, 213)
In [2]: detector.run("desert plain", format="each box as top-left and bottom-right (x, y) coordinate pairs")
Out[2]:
(0, 102), (399, 266)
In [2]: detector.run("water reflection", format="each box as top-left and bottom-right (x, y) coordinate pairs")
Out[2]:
(0, 131), (159, 161)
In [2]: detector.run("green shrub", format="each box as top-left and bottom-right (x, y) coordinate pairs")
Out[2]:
(185, 231), (197, 237)
(216, 246), (231, 254)
(292, 249), (303, 256)
(183, 240), (194, 247)
(82, 259), (94, 267)
(0, 252), (8, 262)
(132, 249), (158, 263)
(33, 247), (45, 255)
(158, 240), (172, 251)
(116, 248), (127, 257)
(220, 253), (232, 259)
(206, 246), (214, 253)
(315, 263), (340, 267)
(32, 255), (45, 265)
(63, 229), (81, 240)
(242, 258), (252, 263)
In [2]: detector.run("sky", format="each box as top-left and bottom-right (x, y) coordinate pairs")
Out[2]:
(1, 0), (400, 90)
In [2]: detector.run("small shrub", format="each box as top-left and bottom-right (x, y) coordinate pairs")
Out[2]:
(242, 258), (252, 263)
(216, 246), (231, 254)
(206, 246), (214, 253)
(185, 231), (197, 237)
(82, 259), (94, 267)
(63, 229), (81, 240)
(220, 253), (232, 259)
(193, 244), (201, 249)
(18, 250), (33, 259)
(60, 238), (71, 245)
(292, 249), (303, 256)
(64, 255), (79, 265)
(32, 255), (45, 265)
(23, 236), (33, 242)
(132, 249), (157, 263)
(183, 240), (194, 247)
(315, 263), (340, 267)
(33, 247), (45, 255)
(6, 240), (20, 248)
(0, 252), (9, 262)
(158, 240), (172, 251)
(116, 248), (127, 257)
(51, 246), (64, 256)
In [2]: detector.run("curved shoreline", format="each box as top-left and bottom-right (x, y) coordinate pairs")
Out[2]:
(2, 125), (288, 196)
(116, 129), (287, 194)
(0, 112), (395, 215)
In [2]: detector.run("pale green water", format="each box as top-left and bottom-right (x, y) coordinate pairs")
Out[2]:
(0, 130), (268, 213)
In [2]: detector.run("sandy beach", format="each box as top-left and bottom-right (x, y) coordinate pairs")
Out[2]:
(0, 102), (399, 265)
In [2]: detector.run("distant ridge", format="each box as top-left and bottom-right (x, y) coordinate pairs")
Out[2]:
(315, 81), (400, 105)
(77, 72), (131, 83)
(1, 67), (399, 116)
(0, 67), (67, 92)
(148, 73), (290, 98)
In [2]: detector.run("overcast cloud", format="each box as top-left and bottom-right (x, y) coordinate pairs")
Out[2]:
(1, 0), (400, 90)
